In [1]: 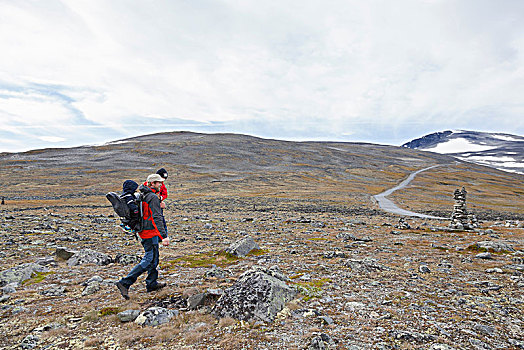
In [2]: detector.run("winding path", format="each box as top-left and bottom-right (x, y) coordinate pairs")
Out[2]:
(374, 165), (448, 220)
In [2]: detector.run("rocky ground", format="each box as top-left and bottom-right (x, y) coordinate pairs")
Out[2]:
(0, 132), (523, 349)
(0, 197), (523, 350)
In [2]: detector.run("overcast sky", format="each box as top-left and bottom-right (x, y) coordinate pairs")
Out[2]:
(1, 0), (523, 152)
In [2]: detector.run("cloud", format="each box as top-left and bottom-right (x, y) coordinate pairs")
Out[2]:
(0, 0), (523, 152)
(38, 136), (66, 143)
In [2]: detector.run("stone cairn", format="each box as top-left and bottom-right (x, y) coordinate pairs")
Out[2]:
(449, 187), (478, 230)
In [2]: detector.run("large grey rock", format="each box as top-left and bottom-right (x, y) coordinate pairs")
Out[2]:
(225, 236), (260, 257)
(0, 263), (49, 287)
(81, 281), (100, 296)
(472, 241), (515, 253)
(344, 258), (389, 273)
(308, 333), (335, 350)
(212, 266), (297, 323)
(134, 307), (178, 326)
(40, 285), (66, 296)
(115, 253), (141, 266)
(118, 309), (141, 322)
(55, 247), (78, 260)
(67, 249), (112, 266)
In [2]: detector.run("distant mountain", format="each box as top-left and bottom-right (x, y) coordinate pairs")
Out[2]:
(402, 130), (524, 174)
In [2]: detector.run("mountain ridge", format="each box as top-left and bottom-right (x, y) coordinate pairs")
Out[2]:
(402, 130), (524, 174)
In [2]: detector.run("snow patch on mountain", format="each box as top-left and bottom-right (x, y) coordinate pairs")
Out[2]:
(425, 139), (495, 154)
(402, 130), (524, 175)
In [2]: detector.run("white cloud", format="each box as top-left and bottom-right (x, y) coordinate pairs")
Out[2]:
(38, 136), (66, 143)
(0, 0), (523, 152)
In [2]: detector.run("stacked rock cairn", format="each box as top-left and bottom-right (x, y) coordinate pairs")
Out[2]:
(449, 187), (478, 230)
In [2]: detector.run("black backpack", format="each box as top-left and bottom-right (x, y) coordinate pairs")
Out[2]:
(106, 192), (143, 232)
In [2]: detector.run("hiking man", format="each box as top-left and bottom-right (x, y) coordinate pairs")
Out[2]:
(116, 174), (170, 300)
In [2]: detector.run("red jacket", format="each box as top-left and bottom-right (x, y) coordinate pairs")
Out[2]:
(138, 184), (167, 240)
(142, 182), (168, 201)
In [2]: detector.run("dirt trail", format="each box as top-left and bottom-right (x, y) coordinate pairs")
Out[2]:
(374, 165), (448, 220)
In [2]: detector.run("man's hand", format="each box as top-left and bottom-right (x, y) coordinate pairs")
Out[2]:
(160, 201), (166, 209)
(162, 237), (170, 247)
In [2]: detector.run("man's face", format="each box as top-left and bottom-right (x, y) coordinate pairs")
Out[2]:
(151, 181), (163, 191)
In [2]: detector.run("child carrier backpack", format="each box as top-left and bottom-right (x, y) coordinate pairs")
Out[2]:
(106, 192), (143, 232)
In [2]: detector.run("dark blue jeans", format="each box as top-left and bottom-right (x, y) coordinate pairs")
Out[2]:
(119, 236), (159, 291)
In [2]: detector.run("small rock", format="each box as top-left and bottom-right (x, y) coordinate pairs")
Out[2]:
(475, 252), (492, 260)
(419, 265), (431, 273)
(486, 267), (503, 274)
(430, 344), (456, 350)
(2, 283), (16, 294)
(308, 333), (334, 350)
(319, 315), (334, 325)
(19, 334), (40, 349)
(205, 265), (228, 279)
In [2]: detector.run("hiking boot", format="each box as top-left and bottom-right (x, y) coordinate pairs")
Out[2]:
(147, 282), (166, 293)
(116, 282), (130, 300)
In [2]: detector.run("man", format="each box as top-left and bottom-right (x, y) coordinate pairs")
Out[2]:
(116, 174), (170, 300)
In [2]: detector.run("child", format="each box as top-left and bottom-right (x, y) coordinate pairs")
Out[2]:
(156, 168), (169, 233)
(120, 180), (140, 234)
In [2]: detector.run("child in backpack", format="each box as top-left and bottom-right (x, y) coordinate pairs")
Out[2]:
(156, 168), (169, 234)
(120, 180), (140, 233)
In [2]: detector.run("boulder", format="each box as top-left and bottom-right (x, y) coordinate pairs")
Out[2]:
(212, 266), (296, 323)
(115, 254), (141, 266)
(134, 307), (178, 326)
(40, 285), (66, 297)
(67, 249), (112, 266)
(473, 241), (514, 253)
(308, 333), (335, 350)
(118, 309), (140, 322)
(205, 265), (228, 279)
(225, 236), (260, 257)
(344, 258), (389, 273)
(55, 247), (78, 260)
(81, 282), (100, 296)
(0, 263), (49, 287)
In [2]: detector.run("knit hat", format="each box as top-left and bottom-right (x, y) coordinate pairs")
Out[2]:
(156, 168), (168, 179)
(146, 173), (165, 183)
(123, 180), (138, 193)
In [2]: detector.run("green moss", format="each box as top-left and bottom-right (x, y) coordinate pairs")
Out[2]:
(162, 250), (241, 269)
(22, 271), (54, 285)
(466, 245), (511, 255)
(293, 278), (331, 301)
(246, 248), (269, 257)
(99, 307), (121, 316)
(83, 310), (100, 322)
(294, 284), (323, 301)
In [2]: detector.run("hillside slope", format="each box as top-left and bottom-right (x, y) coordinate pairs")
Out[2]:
(0, 131), (522, 218)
